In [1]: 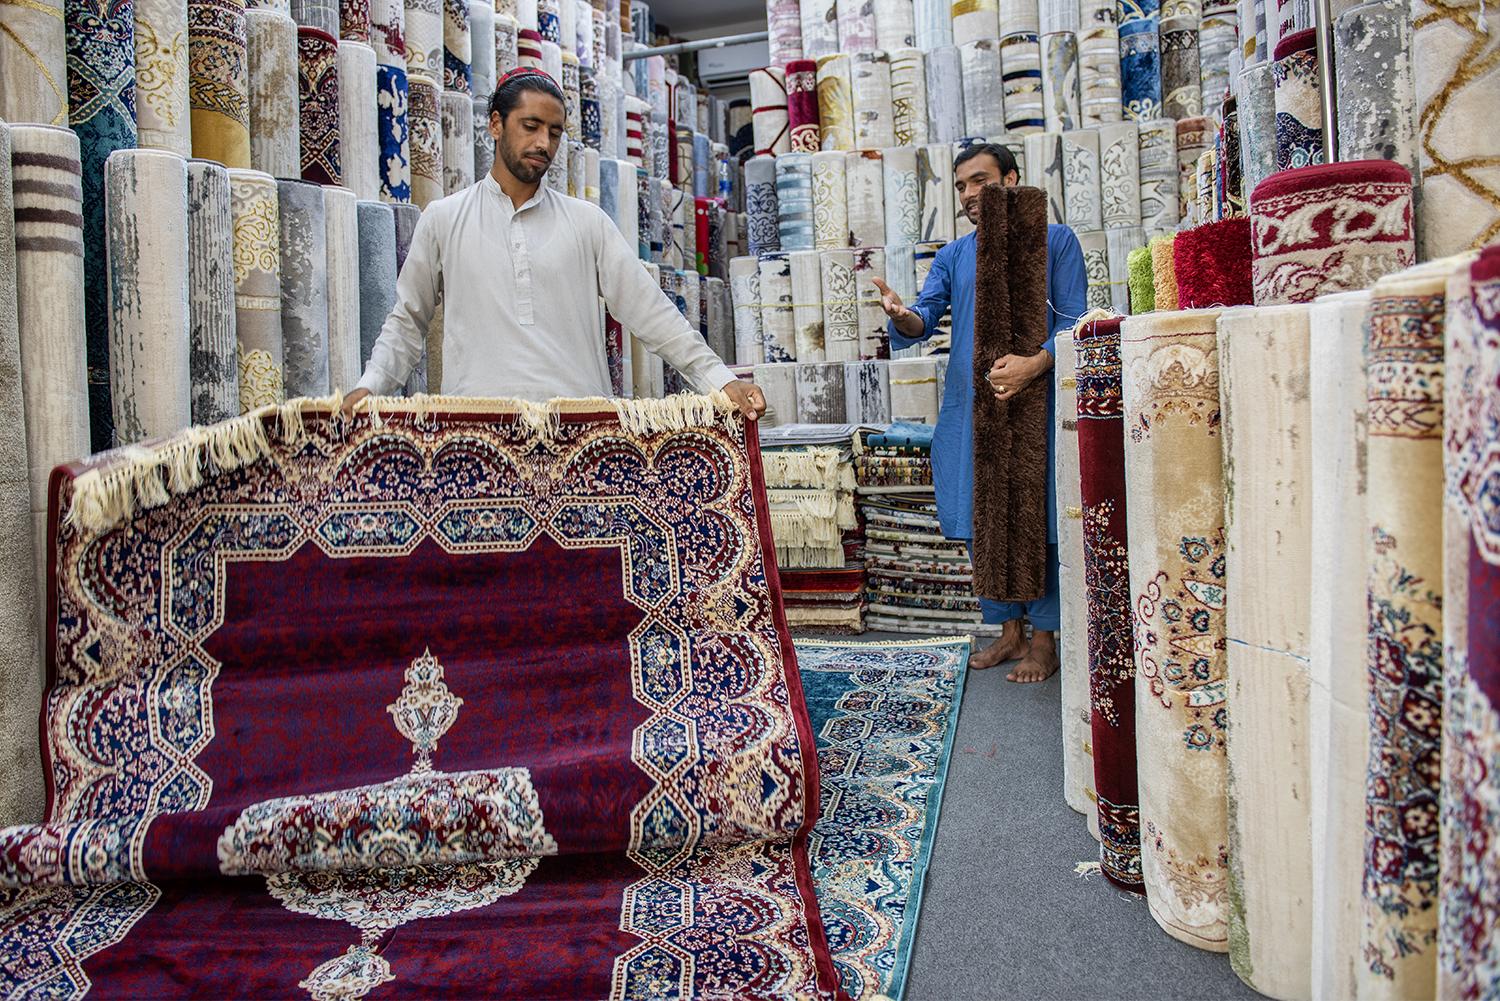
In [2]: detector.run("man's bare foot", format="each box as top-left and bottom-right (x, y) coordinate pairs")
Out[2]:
(970, 620), (1026, 670)
(1008, 630), (1060, 683)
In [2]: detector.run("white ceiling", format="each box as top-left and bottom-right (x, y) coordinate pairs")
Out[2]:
(641, 0), (766, 36)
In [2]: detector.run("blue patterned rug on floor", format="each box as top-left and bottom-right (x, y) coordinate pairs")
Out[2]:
(797, 637), (969, 1001)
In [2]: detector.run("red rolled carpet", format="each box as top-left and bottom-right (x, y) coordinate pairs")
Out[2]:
(1249, 158), (1414, 305)
(1173, 216), (1254, 308)
(787, 58), (821, 153)
(298, 27), (342, 185)
(1074, 316), (1143, 892)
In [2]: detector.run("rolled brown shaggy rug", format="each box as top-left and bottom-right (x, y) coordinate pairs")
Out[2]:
(971, 182), (1050, 602)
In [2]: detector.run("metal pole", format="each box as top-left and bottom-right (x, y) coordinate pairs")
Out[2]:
(1314, 0), (1339, 162)
(621, 30), (770, 60)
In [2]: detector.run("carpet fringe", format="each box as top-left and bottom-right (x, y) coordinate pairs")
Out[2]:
(66, 392), (737, 536)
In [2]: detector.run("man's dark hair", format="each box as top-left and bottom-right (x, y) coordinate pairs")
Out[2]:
(488, 70), (566, 121)
(954, 142), (1020, 180)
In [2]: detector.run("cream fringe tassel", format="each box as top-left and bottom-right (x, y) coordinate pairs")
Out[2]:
(66, 391), (737, 537)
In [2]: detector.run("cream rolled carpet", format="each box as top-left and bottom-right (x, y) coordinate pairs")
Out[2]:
(0, 0), (68, 126)
(323, 185), (362, 393)
(791, 248), (826, 362)
(820, 248), (860, 363)
(338, 40), (381, 201)
(135, 0), (193, 155)
(230, 168), (284, 410)
(247, 7), (302, 178)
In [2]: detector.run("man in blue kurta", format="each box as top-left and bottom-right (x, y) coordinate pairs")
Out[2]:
(872, 144), (1088, 682)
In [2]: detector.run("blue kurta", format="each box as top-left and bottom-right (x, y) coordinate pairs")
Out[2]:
(890, 224), (1089, 545)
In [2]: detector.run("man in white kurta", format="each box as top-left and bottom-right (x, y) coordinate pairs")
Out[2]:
(347, 68), (764, 418)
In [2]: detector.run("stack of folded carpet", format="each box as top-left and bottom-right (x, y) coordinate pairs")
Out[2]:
(856, 422), (1002, 637)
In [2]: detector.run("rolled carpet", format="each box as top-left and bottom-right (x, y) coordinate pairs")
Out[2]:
(844, 359), (890, 423)
(442, 0), (469, 92)
(189, 0), (253, 170)
(1306, 289), (1373, 1001)
(1127, 244), (1154, 312)
(135, 0), (192, 154)
(408, 73), (444, 207)
(1099, 120), (1141, 228)
(919, 143), (956, 243)
(787, 58), (820, 153)
(971, 184), (1049, 602)
(105, 149), (192, 446)
(1079, 7), (1120, 125)
(1148, 234), (1177, 311)
(276, 179), (330, 398)
(916, 0), (951, 49)
(1360, 259), (1456, 1001)
(960, 39), (1005, 141)
(1220, 99), (1246, 218)
(1272, 27), (1323, 170)
(560, 50), (577, 143)
(1332, 0), (1417, 179)
(376, 63), (411, 202)
(322, 185), (361, 392)
(342, 0), (370, 39)
(745, 155), (779, 255)
(729, 256), (762, 367)
(852, 50), (895, 150)
(496, 14), (517, 78)
(292, 0), (339, 32)
(790, 249), (825, 362)
(755, 361), (798, 427)
(1199, 2), (1238, 107)
(356, 198), (396, 367)
(337, 40), (380, 200)
(766, 0), (802, 65)
(1041, 30), (1081, 133)
(1053, 329), (1098, 829)
(247, 8), (301, 178)
(1118, 2), (1162, 120)
(799, 0), (837, 61)
(815, 53), (855, 152)
(442, 88), (475, 192)
(884, 146), (922, 248)
(890, 47), (928, 147)
(750, 65), (790, 157)
(775, 153), (815, 253)
(516, 24), (540, 67)
(1159, 16), (1200, 118)
(846, 150), (886, 247)
(1249, 159), (1415, 306)
(68, 0), (138, 451)
(1076, 315), (1141, 891)
(924, 44), (965, 145)
(888, 356), (938, 422)
(838, 0), (877, 51)
(1172, 217), (1252, 308)
(229, 168), (284, 409)
(1175, 115), (1210, 224)
(405, 0), (442, 78)
(371, 0), (403, 65)
(1001, 0), (1041, 33)
(795, 361), (846, 422)
(10, 124), (90, 628)
(299, 26), (342, 184)
(999, 32), (1045, 134)
(1413, 0), (1500, 258)
(0, 0), (68, 127)
(811, 150), (848, 251)
(1062, 128), (1102, 232)
(1237, 60), (1278, 202)
(758, 252), (797, 363)
(1137, 117), (1178, 233)
(1106, 224), (1140, 314)
(853, 245), (887, 357)
(1025, 132), (1066, 225)
(1078, 229), (1111, 311)
(820, 248), (859, 362)
(185, 159), (239, 426)
(953, 0), (999, 45)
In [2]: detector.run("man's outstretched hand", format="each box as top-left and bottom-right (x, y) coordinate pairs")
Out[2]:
(341, 387), (371, 417)
(870, 277), (924, 339)
(987, 351), (1054, 403)
(722, 379), (766, 421)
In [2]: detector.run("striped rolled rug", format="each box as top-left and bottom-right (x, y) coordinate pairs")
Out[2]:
(247, 7), (301, 177)
(322, 185), (361, 392)
(515, 24), (539, 67)
(188, 0), (252, 169)
(1359, 258), (1463, 1001)
(377, 62), (411, 202)
(775, 152), (814, 253)
(1079, 0), (1120, 125)
(960, 39), (1005, 140)
(820, 248), (860, 362)
(1249, 160), (1415, 306)
(999, 33), (1045, 134)
(846, 149), (886, 248)
(1307, 288), (1373, 1001)
(1099, 120), (1141, 228)
(952, 0), (999, 45)
(67, 0), (137, 450)
(815, 53), (855, 152)
(750, 66), (790, 157)
(924, 45), (964, 144)
(1118, 0), (1162, 120)
(135, 0), (191, 154)
(890, 47), (928, 147)
(852, 50), (896, 150)
(1219, 302), (1314, 984)
(442, 89), (474, 192)
(229, 169), (284, 410)
(185, 159), (239, 426)
(1, 0), (69, 126)
(1041, 30), (1081, 133)
(811, 150), (847, 251)
(1076, 315), (1141, 892)
(407, 73), (444, 207)
(758, 253), (797, 363)
(10, 125), (90, 627)
(787, 59), (821, 153)
(105, 149), (191, 446)
(355, 198), (396, 366)
(292, 0), (339, 32)
(853, 246), (886, 358)
(338, 40), (380, 199)
(299, 26), (342, 184)
(1062, 128), (1102, 232)
(790, 249), (825, 362)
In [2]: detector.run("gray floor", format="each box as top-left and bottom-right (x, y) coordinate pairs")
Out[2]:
(858, 634), (1261, 1001)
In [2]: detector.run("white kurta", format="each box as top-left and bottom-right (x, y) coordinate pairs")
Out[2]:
(358, 174), (736, 399)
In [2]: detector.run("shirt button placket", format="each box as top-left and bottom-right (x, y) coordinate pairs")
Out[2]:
(513, 216), (534, 325)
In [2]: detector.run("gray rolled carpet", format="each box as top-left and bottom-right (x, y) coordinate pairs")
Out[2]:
(277, 178), (331, 398)
(356, 199), (397, 370)
(186, 159), (240, 425)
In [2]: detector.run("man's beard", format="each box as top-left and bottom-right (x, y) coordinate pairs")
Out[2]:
(502, 141), (550, 183)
